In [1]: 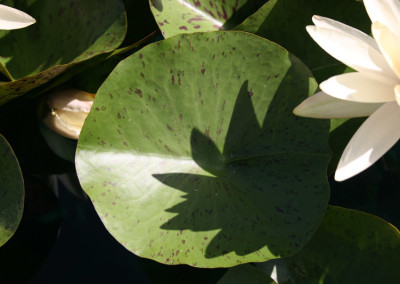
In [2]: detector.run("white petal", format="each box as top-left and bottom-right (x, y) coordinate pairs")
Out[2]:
(372, 21), (400, 79)
(293, 91), (382, 118)
(395, 85), (400, 106)
(364, 0), (400, 37)
(312, 15), (379, 50)
(47, 88), (95, 113)
(320, 72), (395, 103)
(335, 101), (400, 181)
(0, 4), (35, 30)
(306, 25), (397, 83)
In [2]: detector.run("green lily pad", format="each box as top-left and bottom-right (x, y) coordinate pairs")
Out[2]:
(76, 31), (330, 267)
(149, 0), (253, 38)
(235, 0), (374, 177)
(218, 264), (276, 284)
(0, 0), (126, 105)
(235, 0), (370, 79)
(0, 134), (24, 247)
(286, 206), (400, 283)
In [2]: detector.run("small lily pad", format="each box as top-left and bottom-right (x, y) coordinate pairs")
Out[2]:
(218, 264), (276, 284)
(150, 0), (249, 38)
(286, 206), (400, 283)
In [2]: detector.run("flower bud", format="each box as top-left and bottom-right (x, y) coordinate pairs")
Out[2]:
(42, 88), (95, 140)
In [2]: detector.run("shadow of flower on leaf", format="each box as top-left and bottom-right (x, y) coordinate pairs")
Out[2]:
(153, 75), (329, 259)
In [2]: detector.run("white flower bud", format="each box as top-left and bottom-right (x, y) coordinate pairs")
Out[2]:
(43, 88), (95, 140)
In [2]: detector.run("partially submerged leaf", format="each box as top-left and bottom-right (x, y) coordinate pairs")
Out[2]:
(0, 176), (61, 283)
(0, 134), (24, 247)
(0, 0), (126, 105)
(76, 31), (330, 267)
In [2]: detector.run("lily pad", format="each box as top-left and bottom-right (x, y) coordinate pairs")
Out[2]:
(76, 31), (330, 267)
(285, 206), (400, 283)
(235, 0), (373, 176)
(235, 0), (370, 80)
(149, 0), (253, 38)
(0, 0), (126, 105)
(0, 134), (24, 247)
(218, 264), (276, 284)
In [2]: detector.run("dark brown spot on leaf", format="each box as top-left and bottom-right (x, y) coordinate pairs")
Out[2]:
(248, 89), (253, 97)
(135, 89), (143, 98)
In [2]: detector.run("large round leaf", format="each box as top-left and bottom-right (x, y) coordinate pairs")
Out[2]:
(76, 31), (331, 267)
(285, 206), (400, 283)
(0, 0), (126, 105)
(0, 135), (23, 247)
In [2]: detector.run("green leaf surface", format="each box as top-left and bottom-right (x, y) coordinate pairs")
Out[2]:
(0, 134), (24, 247)
(76, 31), (331, 267)
(286, 206), (400, 283)
(218, 264), (276, 284)
(149, 0), (260, 38)
(0, 0), (126, 105)
(69, 31), (160, 95)
(235, 0), (370, 80)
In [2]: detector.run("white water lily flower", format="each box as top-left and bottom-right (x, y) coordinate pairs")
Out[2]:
(0, 4), (35, 30)
(294, 0), (400, 181)
(43, 88), (95, 140)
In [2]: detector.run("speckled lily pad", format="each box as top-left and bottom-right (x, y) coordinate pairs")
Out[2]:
(76, 31), (331, 267)
(0, 0), (126, 105)
(0, 134), (23, 247)
(149, 0), (248, 38)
